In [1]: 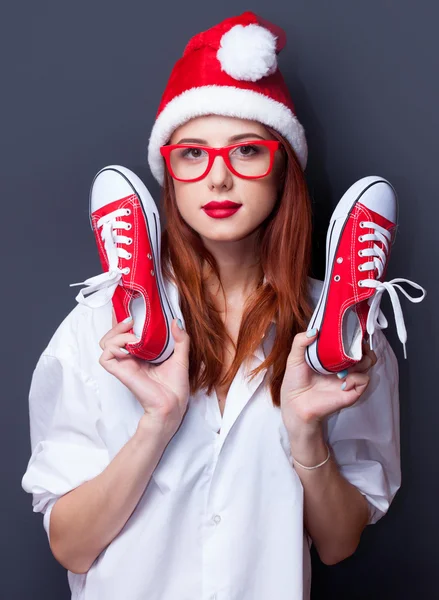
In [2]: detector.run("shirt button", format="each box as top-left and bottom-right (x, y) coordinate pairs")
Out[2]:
(212, 514), (221, 524)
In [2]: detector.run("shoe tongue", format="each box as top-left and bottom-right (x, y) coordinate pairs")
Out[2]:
(358, 202), (398, 242)
(354, 204), (397, 282)
(342, 307), (363, 360)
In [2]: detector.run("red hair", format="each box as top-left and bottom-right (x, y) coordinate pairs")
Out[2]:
(160, 125), (314, 407)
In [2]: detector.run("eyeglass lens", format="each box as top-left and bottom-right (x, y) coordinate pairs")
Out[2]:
(169, 144), (272, 180)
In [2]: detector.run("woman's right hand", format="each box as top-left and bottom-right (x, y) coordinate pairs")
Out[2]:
(98, 314), (191, 440)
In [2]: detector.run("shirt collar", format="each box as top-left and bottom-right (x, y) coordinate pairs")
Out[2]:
(253, 320), (276, 363)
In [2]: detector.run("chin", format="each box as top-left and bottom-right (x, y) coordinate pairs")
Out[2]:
(201, 229), (256, 243)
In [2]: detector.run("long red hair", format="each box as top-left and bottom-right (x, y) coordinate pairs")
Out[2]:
(160, 125), (314, 407)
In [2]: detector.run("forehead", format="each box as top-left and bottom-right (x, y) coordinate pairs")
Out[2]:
(169, 115), (271, 144)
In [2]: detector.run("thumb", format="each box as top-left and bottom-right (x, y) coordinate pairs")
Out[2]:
(171, 317), (190, 358)
(287, 328), (318, 366)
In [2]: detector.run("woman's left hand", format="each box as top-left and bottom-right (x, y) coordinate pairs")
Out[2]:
(280, 329), (377, 437)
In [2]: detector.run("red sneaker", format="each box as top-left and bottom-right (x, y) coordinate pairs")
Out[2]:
(306, 176), (426, 375)
(70, 165), (179, 363)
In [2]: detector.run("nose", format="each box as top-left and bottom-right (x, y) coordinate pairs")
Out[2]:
(207, 155), (233, 188)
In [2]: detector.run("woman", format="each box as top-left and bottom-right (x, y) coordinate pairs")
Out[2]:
(21, 11), (400, 600)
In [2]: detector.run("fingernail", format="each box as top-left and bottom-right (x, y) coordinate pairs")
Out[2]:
(123, 316), (133, 323)
(306, 328), (317, 338)
(337, 369), (349, 379)
(120, 347), (130, 354)
(341, 381), (347, 390)
(177, 318), (184, 330)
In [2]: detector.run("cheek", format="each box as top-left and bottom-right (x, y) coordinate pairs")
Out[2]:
(244, 179), (279, 214)
(258, 194), (278, 220)
(173, 185), (202, 221)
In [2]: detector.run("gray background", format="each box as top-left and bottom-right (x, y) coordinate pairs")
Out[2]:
(2, 1), (437, 598)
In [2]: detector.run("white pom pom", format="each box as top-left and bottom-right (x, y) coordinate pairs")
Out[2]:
(217, 24), (278, 82)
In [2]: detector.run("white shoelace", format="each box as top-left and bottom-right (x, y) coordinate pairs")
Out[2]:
(70, 207), (133, 308)
(357, 220), (426, 357)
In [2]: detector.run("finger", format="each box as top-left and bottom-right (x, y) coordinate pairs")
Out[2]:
(362, 338), (378, 363)
(353, 342), (377, 373)
(101, 331), (139, 351)
(339, 342), (377, 377)
(99, 343), (133, 376)
(328, 372), (371, 411)
(341, 372), (370, 394)
(170, 318), (190, 370)
(99, 317), (134, 350)
(364, 346), (378, 367)
(287, 329), (318, 366)
(349, 354), (373, 374)
(100, 316), (134, 350)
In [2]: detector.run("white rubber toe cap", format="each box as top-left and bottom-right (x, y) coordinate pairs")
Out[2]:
(90, 166), (134, 212)
(358, 178), (397, 224)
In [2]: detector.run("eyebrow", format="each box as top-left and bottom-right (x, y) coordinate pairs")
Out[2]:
(175, 133), (267, 144)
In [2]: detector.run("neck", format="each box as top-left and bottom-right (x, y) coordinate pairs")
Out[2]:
(201, 231), (263, 306)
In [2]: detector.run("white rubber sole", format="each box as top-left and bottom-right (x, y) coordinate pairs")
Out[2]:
(305, 176), (392, 375)
(90, 165), (177, 364)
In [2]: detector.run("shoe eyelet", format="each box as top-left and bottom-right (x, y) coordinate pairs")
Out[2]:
(334, 275), (341, 282)
(127, 238), (133, 245)
(147, 253), (152, 260)
(358, 250), (363, 257)
(150, 269), (155, 276)
(336, 257), (343, 264)
(358, 235), (364, 242)
(127, 253), (132, 259)
(123, 267), (131, 275)
(360, 221), (365, 228)
(358, 264), (363, 271)
(358, 280), (364, 287)
(126, 223), (132, 230)
(126, 209), (131, 216)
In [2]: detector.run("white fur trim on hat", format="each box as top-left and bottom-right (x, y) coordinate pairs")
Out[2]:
(217, 24), (278, 82)
(147, 85), (307, 186)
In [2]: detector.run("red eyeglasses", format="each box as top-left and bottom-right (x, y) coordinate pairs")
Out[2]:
(159, 140), (281, 182)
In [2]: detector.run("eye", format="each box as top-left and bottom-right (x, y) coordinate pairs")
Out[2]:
(234, 144), (259, 157)
(181, 147), (207, 159)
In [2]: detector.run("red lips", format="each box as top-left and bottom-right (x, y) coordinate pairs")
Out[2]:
(203, 200), (242, 209)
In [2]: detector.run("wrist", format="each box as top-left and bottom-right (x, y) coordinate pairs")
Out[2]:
(287, 415), (323, 445)
(135, 414), (175, 447)
(288, 422), (329, 469)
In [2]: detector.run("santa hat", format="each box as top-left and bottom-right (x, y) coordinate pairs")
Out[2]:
(147, 11), (308, 186)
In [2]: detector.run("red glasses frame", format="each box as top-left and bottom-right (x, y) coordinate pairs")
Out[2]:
(159, 140), (281, 182)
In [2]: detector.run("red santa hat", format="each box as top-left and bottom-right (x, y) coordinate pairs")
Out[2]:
(147, 11), (308, 186)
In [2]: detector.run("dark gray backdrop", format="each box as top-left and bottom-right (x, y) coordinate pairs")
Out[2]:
(2, 1), (437, 598)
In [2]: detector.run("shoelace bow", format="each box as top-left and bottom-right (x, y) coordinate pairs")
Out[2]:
(357, 220), (426, 357)
(70, 208), (133, 308)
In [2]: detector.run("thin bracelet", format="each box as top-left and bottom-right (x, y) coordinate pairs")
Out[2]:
(292, 443), (331, 470)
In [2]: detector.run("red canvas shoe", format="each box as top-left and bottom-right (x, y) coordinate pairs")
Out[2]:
(70, 165), (180, 364)
(306, 175), (426, 375)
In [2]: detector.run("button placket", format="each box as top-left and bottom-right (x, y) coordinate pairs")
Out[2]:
(203, 450), (225, 600)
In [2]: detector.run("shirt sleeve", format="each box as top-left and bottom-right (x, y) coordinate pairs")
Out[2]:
(21, 353), (111, 543)
(324, 328), (401, 525)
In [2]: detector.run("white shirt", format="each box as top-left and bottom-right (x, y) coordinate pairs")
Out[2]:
(21, 276), (401, 600)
